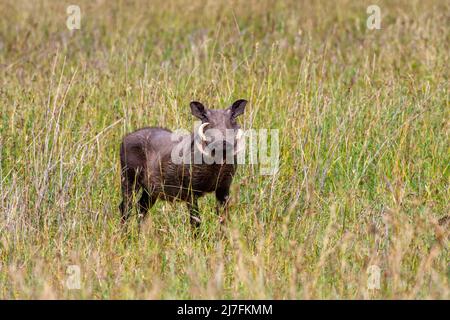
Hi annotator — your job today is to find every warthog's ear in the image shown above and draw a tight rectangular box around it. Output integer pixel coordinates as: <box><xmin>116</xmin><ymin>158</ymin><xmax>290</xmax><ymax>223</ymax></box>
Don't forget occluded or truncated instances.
<box><xmin>190</xmin><ymin>101</ymin><xmax>208</xmax><ymax>121</ymax></box>
<box><xmin>229</xmin><ymin>99</ymin><xmax>247</xmax><ymax>118</ymax></box>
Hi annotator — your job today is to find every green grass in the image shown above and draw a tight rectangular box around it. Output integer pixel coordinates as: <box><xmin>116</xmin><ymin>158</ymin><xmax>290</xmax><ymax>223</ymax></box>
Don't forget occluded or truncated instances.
<box><xmin>0</xmin><ymin>0</ymin><xmax>448</xmax><ymax>299</ymax></box>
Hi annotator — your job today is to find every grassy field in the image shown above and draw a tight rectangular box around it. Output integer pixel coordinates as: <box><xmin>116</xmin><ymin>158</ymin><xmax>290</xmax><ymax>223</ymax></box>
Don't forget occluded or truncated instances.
<box><xmin>0</xmin><ymin>0</ymin><xmax>448</xmax><ymax>299</ymax></box>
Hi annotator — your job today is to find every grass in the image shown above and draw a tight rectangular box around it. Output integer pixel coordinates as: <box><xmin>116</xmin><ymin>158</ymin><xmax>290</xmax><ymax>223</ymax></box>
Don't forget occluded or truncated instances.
<box><xmin>0</xmin><ymin>0</ymin><xmax>449</xmax><ymax>299</ymax></box>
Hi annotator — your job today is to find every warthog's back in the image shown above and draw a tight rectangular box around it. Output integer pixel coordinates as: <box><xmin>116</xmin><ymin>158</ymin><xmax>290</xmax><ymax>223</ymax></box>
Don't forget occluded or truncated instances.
<box><xmin>120</xmin><ymin>127</ymin><xmax>174</xmax><ymax>173</ymax></box>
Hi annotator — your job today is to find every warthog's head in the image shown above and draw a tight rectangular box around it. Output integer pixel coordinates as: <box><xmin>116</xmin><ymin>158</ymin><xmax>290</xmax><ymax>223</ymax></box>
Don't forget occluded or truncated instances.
<box><xmin>190</xmin><ymin>99</ymin><xmax>247</xmax><ymax>160</ymax></box>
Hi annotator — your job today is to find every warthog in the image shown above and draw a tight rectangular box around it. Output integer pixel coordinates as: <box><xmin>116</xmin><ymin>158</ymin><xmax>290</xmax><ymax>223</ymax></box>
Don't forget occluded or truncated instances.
<box><xmin>119</xmin><ymin>99</ymin><xmax>247</xmax><ymax>228</ymax></box>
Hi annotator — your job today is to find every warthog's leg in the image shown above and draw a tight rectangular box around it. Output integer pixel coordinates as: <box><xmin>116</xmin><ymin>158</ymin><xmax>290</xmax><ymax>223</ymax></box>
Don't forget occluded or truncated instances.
<box><xmin>215</xmin><ymin>187</ymin><xmax>230</xmax><ymax>224</ymax></box>
<box><xmin>119</xmin><ymin>168</ymin><xmax>140</xmax><ymax>224</ymax></box>
<box><xmin>137</xmin><ymin>189</ymin><xmax>156</xmax><ymax>223</ymax></box>
<box><xmin>187</xmin><ymin>196</ymin><xmax>201</xmax><ymax>229</ymax></box>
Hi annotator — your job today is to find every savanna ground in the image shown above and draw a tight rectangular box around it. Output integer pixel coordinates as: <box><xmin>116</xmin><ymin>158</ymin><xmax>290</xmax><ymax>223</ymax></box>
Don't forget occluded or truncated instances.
<box><xmin>0</xmin><ymin>0</ymin><xmax>449</xmax><ymax>299</ymax></box>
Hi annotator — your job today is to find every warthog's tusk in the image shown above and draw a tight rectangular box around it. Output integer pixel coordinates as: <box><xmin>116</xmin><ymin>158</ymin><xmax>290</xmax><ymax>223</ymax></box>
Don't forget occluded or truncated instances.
<box><xmin>198</xmin><ymin>122</ymin><xmax>210</xmax><ymax>142</ymax></box>
<box><xmin>234</xmin><ymin>130</ymin><xmax>245</xmax><ymax>155</ymax></box>
<box><xmin>234</xmin><ymin>140</ymin><xmax>245</xmax><ymax>155</ymax></box>
<box><xmin>236</xmin><ymin>128</ymin><xmax>244</xmax><ymax>141</ymax></box>
<box><xmin>195</xmin><ymin>140</ymin><xmax>210</xmax><ymax>157</ymax></box>
<box><xmin>234</xmin><ymin>144</ymin><xmax>245</xmax><ymax>155</ymax></box>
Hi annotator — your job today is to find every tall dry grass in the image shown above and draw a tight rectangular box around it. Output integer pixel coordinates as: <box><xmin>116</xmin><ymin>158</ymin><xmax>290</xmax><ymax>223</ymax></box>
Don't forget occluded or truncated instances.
<box><xmin>0</xmin><ymin>0</ymin><xmax>448</xmax><ymax>298</ymax></box>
